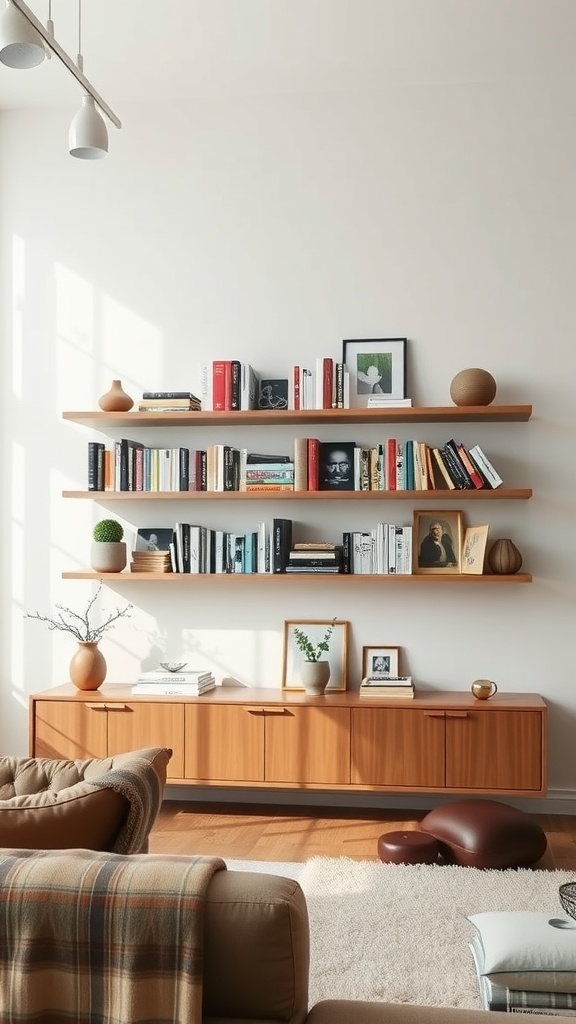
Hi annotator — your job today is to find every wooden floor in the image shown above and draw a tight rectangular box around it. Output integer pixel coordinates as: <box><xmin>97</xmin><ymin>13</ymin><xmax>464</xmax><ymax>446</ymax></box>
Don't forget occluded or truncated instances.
<box><xmin>149</xmin><ymin>800</ymin><xmax>576</xmax><ymax>869</ymax></box>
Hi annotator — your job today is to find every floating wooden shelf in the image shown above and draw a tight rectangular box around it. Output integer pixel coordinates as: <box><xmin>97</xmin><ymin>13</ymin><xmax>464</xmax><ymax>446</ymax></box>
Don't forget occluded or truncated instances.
<box><xmin>61</xmin><ymin>570</ymin><xmax>533</xmax><ymax>583</ymax></box>
<box><xmin>63</xmin><ymin>404</ymin><xmax>532</xmax><ymax>428</ymax></box>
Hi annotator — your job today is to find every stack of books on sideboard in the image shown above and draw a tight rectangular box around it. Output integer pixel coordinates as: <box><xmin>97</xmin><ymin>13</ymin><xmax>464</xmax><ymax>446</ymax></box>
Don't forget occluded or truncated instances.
<box><xmin>131</xmin><ymin>669</ymin><xmax>216</xmax><ymax>696</ymax></box>
<box><xmin>359</xmin><ymin>676</ymin><xmax>415</xmax><ymax>700</ymax></box>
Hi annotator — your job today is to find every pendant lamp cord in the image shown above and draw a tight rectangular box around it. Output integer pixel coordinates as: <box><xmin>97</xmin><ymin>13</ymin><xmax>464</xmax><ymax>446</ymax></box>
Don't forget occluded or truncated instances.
<box><xmin>76</xmin><ymin>0</ymin><xmax>83</xmax><ymax>73</ymax></box>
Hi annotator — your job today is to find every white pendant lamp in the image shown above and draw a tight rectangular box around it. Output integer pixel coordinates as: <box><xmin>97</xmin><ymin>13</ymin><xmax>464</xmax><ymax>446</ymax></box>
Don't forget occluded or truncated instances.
<box><xmin>69</xmin><ymin>92</ymin><xmax>108</xmax><ymax>159</ymax></box>
<box><xmin>0</xmin><ymin>0</ymin><xmax>45</xmax><ymax>68</ymax></box>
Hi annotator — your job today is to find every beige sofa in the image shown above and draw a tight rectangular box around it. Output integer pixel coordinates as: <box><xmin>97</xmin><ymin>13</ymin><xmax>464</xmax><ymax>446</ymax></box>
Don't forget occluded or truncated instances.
<box><xmin>209</xmin><ymin>869</ymin><xmax>572</xmax><ymax>1024</ymax></box>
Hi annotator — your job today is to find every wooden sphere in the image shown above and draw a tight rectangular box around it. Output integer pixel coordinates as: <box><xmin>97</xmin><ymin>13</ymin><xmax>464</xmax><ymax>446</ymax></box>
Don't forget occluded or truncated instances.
<box><xmin>450</xmin><ymin>368</ymin><xmax>497</xmax><ymax>407</ymax></box>
<box><xmin>487</xmin><ymin>538</ymin><xmax>523</xmax><ymax>575</ymax></box>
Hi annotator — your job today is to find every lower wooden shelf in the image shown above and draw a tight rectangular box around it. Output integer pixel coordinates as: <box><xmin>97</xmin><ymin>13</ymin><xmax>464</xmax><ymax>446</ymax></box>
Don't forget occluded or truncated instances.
<box><xmin>61</xmin><ymin>570</ymin><xmax>533</xmax><ymax>583</ymax></box>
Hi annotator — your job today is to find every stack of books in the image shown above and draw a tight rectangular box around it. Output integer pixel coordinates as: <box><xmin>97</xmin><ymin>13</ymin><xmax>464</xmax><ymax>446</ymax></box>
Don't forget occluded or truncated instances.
<box><xmin>241</xmin><ymin>453</ymin><xmax>294</xmax><ymax>491</ymax></box>
<box><xmin>359</xmin><ymin>675</ymin><xmax>414</xmax><ymax>699</ymax></box>
<box><xmin>131</xmin><ymin>668</ymin><xmax>216</xmax><ymax>696</ymax></box>
<box><xmin>285</xmin><ymin>542</ymin><xmax>343</xmax><ymax>574</ymax></box>
<box><xmin>130</xmin><ymin>550</ymin><xmax>172</xmax><ymax>573</ymax></box>
<box><xmin>138</xmin><ymin>391</ymin><xmax>201</xmax><ymax>412</ymax></box>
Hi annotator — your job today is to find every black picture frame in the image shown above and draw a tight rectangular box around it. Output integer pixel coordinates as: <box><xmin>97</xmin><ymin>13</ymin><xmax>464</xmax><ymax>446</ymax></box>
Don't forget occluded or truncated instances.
<box><xmin>342</xmin><ymin>338</ymin><xmax>407</xmax><ymax>407</ymax></box>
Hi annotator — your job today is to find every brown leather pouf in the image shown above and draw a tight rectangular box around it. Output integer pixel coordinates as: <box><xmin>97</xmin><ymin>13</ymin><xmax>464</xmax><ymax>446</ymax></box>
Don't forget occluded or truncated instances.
<box><xmin>420</xmin><ymin>798</ymin><xmax>548</xmax><ymax>869</ymax></box>
<box><xmin>377</xmin><ymin>830</ymin><xmax>441</xmax><ymax>865</ymax></box>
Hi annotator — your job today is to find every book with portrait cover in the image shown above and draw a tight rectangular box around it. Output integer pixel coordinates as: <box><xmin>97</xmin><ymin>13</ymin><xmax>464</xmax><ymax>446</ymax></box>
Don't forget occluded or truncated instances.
<box><xmin>318</xmin><ymin>441</ymin><xmax>355</xmax><ymax>491</ymax></box>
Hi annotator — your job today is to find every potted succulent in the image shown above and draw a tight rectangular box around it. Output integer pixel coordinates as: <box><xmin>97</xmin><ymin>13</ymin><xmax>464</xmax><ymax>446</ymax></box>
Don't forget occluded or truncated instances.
<box><xmin>25</xmin><ymin>583</ymin><xmax>132</xmax><ymax>690</ymax></box>
<box><xmin>91</xmin><ymin>518</ymin><xmax>127</xmax><ymax>573</ymax></box>
<box><xmin>293</xmin><ymin>618</ymin><xmax>336</xmax><ymax>695</ymax></box>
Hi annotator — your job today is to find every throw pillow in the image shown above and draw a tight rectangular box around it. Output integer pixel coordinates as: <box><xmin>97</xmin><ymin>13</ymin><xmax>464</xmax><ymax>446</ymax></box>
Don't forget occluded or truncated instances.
<box><xmin>468</xmin><ymin>911</ymin><xmax>576</xmax><ymax>993</ymax></box>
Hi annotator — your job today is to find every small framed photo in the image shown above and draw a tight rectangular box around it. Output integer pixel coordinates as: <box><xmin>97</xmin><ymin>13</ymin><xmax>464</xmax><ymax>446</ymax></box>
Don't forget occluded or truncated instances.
<box><xmin>342</xmin><ymin>338</ymin><xmax>407</xmax><ymax>408</ymax></box>
<box><xmin>282</xmin><ymin>619</ymin><xmax>349</xmax><ymax>691</ymax></box>
<box><xmin>362</xmin><ymin>645</ymin><xmax>400</xmax><ymax>679</ymax></box>
<box><xmin>135</xmin><ymin>527</ymin><xmax>173</xmax><ymax>551</ymax></box>
<box><xmin>412</xmin><ymin>510</ymin><xmax>463</xmax><ymax>574</ymax></box>
<box><xmin>462</xmin><ymin>525</ymin><xmax>490</xmax><ymax>575</ymax></box>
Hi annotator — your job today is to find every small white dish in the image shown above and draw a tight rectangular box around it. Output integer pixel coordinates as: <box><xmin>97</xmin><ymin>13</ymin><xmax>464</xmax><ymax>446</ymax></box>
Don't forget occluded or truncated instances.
<box><xmin>159</xmin><ymin>661</ymin><xmax>187</xmax><ymax>673</ymax></box>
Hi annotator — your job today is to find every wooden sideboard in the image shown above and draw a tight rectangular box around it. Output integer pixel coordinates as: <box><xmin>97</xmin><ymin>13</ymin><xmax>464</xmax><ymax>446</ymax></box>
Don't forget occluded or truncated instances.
<box><xmin>29</xmin><ymin>686</ymin><xmax>547</xmax><ymax>797</ymax></box>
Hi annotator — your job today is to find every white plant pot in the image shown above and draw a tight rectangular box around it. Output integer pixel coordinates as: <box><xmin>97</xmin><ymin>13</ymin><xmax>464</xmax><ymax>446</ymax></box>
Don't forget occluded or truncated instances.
<box><xmin>300</xmin><ymin>660</ymin><xmax>331</xmax><ymax>695</ymax></box>
<box><xmin>90</xmin><ymin>541</ymin><xmax>127</xmax><ymax>573</ymax></box>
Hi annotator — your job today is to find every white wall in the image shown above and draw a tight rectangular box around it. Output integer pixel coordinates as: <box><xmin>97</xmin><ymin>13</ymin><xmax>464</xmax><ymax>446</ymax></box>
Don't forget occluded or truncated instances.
<box><xmin>1</xmin><ymin>73</ymin><xmax>575</xmax><ymax>809</ymax></box>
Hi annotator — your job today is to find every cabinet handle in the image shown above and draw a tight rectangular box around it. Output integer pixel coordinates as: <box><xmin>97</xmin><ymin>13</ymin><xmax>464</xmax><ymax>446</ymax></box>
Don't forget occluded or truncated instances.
<box><xmin>104</xmin><ymin>704</ymin><xmax>129</xmax><ymax>711</ymax></box>
<box><xmin>424</xmin><ymin>711</ymin><xmax>445</xmax><ymax>718</ymax></box>
<box><xmin>86</xmin><ymin>704</ymin><xmax>107</xmax><ymax>711</ymax></box>
<box><xmin>446</xmin><ymin>711</ymin><xmax>469</xmax><ymax>718</ymax></box>
<box><xmin>245</xmin><ymin>708</ymin><xmax>291</xmax><ymax>717</ymax></box>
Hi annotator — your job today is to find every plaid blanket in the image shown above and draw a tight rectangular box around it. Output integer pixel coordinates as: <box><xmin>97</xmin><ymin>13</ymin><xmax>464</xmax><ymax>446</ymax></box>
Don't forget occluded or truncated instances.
<box><xmin>0</xmin><ymin>848</ymin><xmax>226</xmax><ymax>1024</ymax></box>
<box><xmin>85</xmin><ymin>748</ymin><xmax>171</xmax><ymax>854</ymax></box>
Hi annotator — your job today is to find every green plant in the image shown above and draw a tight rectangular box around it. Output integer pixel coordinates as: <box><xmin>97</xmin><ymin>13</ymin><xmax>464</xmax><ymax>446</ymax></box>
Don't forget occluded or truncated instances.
<box><xmin>292</xmin><ymin>618</ymin><xmax>337</xmax><ymax>662</ymax></box>
<box><xmin>25</xmin><ymin>583</ymin><xmax>132</xmax><ymax>642</ymax></box>
<box><xmin>93</xmin><ymin>519</ymin><xmax>124</xmax><ymax>543</ymax></box>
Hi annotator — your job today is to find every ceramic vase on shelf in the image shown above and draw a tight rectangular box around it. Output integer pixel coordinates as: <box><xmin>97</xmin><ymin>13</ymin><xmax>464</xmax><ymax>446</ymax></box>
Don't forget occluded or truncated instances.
<box><xmin>69</xmin><ymin>642</ymin><xmax>107</xmax><ymax>691</ymax></box>
<box><xmin>98</xmin><ymin>379</ymin><xmax>134</xmax><ymax>412</ymax></box>
<box><xmin>301</xmin><ymin>660</ymin><xmax>330</xmax><ymax>696</ymax></box>
<box><xmin>487</xmin><ymin>538</ymin><xmax>523</xmax><ymax>575</ymax></box>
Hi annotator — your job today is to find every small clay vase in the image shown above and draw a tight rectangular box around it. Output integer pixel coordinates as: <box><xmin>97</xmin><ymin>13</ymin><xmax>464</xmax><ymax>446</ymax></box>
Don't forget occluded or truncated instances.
<box><xmin>98</xmin><ymin>379</ymin><xmax>134</xmax><ymax>412</ymax></box>
<box><xmin>69</xmin><ymin>641</ymin><xmax>107</xmax><ymax>691</ymax></box>
<box><xmin>301</xmin><ymin>660</ymin><xmax>330</xmax><ymax>696</ymax></box>
<box><xmin>487</xmin><ymin>538</ymin><xmax>523</xmax><ymax>575</ymax></box>
<box><xmin>450</xmin><ymin>368</ymin><xmax>497</xmax><ymax>407</ymax></box>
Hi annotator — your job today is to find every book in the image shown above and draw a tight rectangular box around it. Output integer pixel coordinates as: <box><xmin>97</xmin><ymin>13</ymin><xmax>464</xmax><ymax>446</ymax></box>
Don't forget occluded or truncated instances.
<box><xmin>131</xmin><ymin>680</ymin><xmax>216</xmax><ymax>696</ymax></box>
<box><xmin>240</xmin><ymin>363</ymin><xmax>259</xmax><ymax>411</ymax></box>
<box><xmin>142</xmin><ymin>391</ymin><xmax>200</xmax><ymax>400</ymax></box>
<box><xmin>135</xmin><ymin>669</ymin><xmax>213</xmax><ymax>682</ymax></box>
<box><xmin>293</xmin><ymin>437</ymin><xmax>308</xmax><ymax>491</ymax></box>
<box><xmin>272</xmin><ymin>517</ymin><xmax>293</xmax><ymax>573</ymax></box>
<box><xmin>366</xmin><ymin>397</ymin><xmax>413</xmax><ymax>407</ymax></box>
<box><xmin>469</xmin><ymin>444</ymin><xmax>504</xmax><ymax>488</ymax></box>
<box><xmin>359</xmin><ymin>686</ymin><xmax>415</xmax><ymax>698</ymax></box>
<box><xmin>258</xmin><ymin>378</ymin><xmax>289</xmax><ymax>410</ymax></box>
<box><xmin>361</xmin><ymin>675</ymin><xmax>413</xmax><ymax>686</ymax></box>
<box><xmin>212</xmin><ymin>360</ymin><xmax>231</xmax><ymax>411</ymax></box>
<box><xmin>318</xmin><ymin>441</ymin><xmax>355</xmax><ymax>491</ymax></box>
<box><xmin>230</xmin><ymin>359</ymin><xmax>242</xmax><ymax>411</ymax></box>
<box><xmin>307</xmin><ymin>438</ymin><xmax>320</xmax><ymax>490</ymax></box>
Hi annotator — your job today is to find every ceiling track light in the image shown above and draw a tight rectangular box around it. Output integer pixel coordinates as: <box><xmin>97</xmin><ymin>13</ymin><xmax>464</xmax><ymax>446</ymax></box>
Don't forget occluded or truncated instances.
<box><xmin>1</xmin><ymin>0</ymin><xmax>121</xmax><ymax>157</ymax></box>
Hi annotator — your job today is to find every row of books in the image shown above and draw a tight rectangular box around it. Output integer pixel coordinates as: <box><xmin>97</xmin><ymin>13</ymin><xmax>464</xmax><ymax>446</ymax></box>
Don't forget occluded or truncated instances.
<box><xmin>200</xmin><ymin>358</ymin><xmax>412</xmax><ymax>412</ymax></box>
<box><xmin>87</xmin><ymin>437</ymin><xmax>502</xmax><ymax>493</ymax></box>
<box><xmin>156</xmin><ymin>519</ymin><xmax>413</xmax><ymax>575</ymax></box>
<box><xmin>131</xmin><ymin>668</ymin><xmax>215</xmax><ymax>696</ymax></box>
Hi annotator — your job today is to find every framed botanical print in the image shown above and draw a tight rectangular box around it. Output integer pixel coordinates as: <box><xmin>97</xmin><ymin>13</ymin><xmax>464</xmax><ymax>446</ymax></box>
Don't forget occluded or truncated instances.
<box><xmin>342</xmin><ymin>338</ymin><xmax>407</xmax><ymax>408</ymax></box>
<box><xmin>282</xmin><ymin>619</ymin><xmax>349</xmax><ymax>691</ymax></box>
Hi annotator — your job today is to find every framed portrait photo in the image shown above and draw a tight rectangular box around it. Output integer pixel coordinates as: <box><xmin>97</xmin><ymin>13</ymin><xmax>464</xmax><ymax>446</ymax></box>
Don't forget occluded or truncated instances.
<box><xmin>135</xmin><ymin>527</ymin><xmax>174</xmax><ymax>552</ymax></box>
<box><xmin>462</xmin><ymin>524</ymin><xmax>490</xmax><ymax>575</ymax></box>
<box><xmin>362</xmin><ymin>645</ymin><xmax>400</xmax><ymax>679</ymax></box>
<box><xmin>282</xmin><ymin>619</ymin><xmax>349</xmax><ymax>691</ymax></box>
<box><xmin>342</xmin><ymin>338</ymin><xmax>407</xmax><ymax>408</ymax></box>
<box><xmin>412</xmin><ymin>510</ymin><xmax>463</xmax><ymax>575</ymax></box>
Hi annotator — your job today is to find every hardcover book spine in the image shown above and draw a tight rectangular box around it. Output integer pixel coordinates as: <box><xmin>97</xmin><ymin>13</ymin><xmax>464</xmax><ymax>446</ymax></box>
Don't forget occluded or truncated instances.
<box><xmin>142</xmin><ymin>391</ymin><xmax>196</xmax><ymax>399</ymax></box>
<box><xmin>293</xmin><ymin>437</ymin><xmax>308</xmax><ymax>491</ymax></box>
<box><xmin>230</xmin><ymin>360</ymin><xmax>241</xmax><ymax>411</ymax></box>
<box><xmin>455</xmin><ymin>441</ymin><xmax>485</xmax><ymax>489</ymax></box>
<box><xmin>443</xmin><ymin>439</ymin><xmax>474</xmax><ymax>488</ymax></box>
<box><xmin>87</xmin><ymin>442</ymin><xmax>103</xmax><ymax>491</ymax></box>
<box><xmin>212</xmin><ymin>360</ymin><xmax>229</xmax><ymax>411</ymax></box>
<box><xmin>469</xmin><ymin>444</ymin><xmax>503</xmax><ymax>488</ymax></box>
<box><xmin>201</xmin><ymin>363</ymin><xmax>213</xmax><ymax>411</ymax></box>
<box><xmin>307</xmin><ymin>438</ymin><xmax>319</xmax><ymax>490</ymax></box>
<box><xmin>272</xmin><ymin>518</ymin><xmax>293</xmax><ymax>573</ymax></box>
<box><xmin>323</xmin><ymin>357</ymin><xmax>333</xmax><ymax>410</ymax></box>
<box><xmin>292</xmin><ymin>366</ymin><xmax>300</xmax><ymax>411</ymax></box>
<box><xmin>385</xmin><ymin>438</ymin><xmax>397</xmax><ymax>491</ymax></box>
<box><xmin>179</xmin><ymin>447</ymin><xmax>189</xmax><ymax>491</ymax></box>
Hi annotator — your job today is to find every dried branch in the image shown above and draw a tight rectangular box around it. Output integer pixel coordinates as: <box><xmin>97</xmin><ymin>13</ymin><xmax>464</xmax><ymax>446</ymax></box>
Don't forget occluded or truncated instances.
<box><xmin>25</xmin><ymin>583</ymin><xmax>132</xmax><ymax>643</ymax></box>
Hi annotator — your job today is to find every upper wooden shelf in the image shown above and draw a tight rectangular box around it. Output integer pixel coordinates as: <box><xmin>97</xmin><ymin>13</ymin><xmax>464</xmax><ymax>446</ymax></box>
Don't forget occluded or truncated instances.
<box><xmin>63</xmin><ymin>488</ymin><xmax>532</xmax><ymax>501</ymax></box>
<box><xmin>62</xmin><ymin>570</ymin><xmax>533</xmax><ymax>583</ymax></box>
<box><xmin>62</xmin><ymin>405</ymin><xmax>532</xmax><ymax>428</ymax></box>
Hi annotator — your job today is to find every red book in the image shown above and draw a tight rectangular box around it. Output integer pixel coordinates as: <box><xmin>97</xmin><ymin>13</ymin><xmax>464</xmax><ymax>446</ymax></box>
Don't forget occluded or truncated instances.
<box><xmin>455</xmin><ymin>440</ymin><xmax>485</xmax><ymax>489</ymax></box>
<box><xmin>293</xmin><ymin>366</ymin><xmax>301</xmax><ymax>411</ymax></box>
<box><xmin>323</xmin><ymin>358</ymin><xmax>333</xmax><ymax>410</ymax></box>
<box><xmin>212</xmin><ymin>360</ymin><xmax>231</xmax><ymax>411</ymax></box>
<box><xmin>307</xmin><ymin>438</ymin><xmax>320</xmax><ymax>490</ymax></box>
<box><xmin>385</xmin><ymin>438</ymin><xmax>397</xmax><ymax>491</ymax></box>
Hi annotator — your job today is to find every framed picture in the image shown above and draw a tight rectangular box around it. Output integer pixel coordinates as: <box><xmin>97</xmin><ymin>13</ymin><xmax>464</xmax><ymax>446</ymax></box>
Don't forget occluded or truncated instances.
<box><xmin>362</xmin><ymin>645</ymin><xmax>400</xmax><ymax>679</ymax></box>
<box><xmin>318</xmin><ymin>440</ymin><xmax>355</xmax><ymax>491</ymax></box>
<box><xmin>282</xmin><ymin>619</ymin><xmax>349</xmax><ymax>691</ymax></box>
<box><xmin>342</xmin><ymin>338</ymin><xmax>407</xmax><ymax>408</ymax></box>
<box><xmin>462</xmin><ymin>525</ymin><xmax>490</xmax><ymax>575</ymax></box>
<box><xmin>258</xmin><ymin>378</ymin><xmax>289</xmax><ymax>410</ymax></box>
<box><xmin>412</xmin><ymin>510</ymin><xmax>463</xmax><ymax>575</ymax></box>
<box><xmin>135</xmin><ymin>527</ymin><xmax>174</xmax><ymax>551</ymax></box>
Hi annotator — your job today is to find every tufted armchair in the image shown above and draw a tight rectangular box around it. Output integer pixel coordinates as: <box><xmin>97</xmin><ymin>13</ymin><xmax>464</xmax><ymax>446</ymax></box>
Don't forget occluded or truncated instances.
<box><xmin>0</xmin><ymin>746</ymin><xmax>171</xmax><ymax>853</ymax></box>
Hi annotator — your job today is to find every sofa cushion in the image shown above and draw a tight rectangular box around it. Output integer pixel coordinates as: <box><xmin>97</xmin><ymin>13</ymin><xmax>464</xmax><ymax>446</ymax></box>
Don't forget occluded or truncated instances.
<box><xmin>420</xmin><ymin>798</ymin><xmax>547</xmax><ymax>869</ymax></box>
<box><xmin>468</xmin><ymin>911</ymin><xmax>576</xmax><ymax>993</ymax></box>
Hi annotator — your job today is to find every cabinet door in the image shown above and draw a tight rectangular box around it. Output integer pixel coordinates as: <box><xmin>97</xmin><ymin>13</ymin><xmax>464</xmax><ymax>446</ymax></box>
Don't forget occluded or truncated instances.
<box><xmin>445</xmin><ymin>709</ymin><xmax>543</xmax><ymax>792</ymax></box>
<box><xmin>106</xmin><ymin>702</ymin><xmax>185</xmax><ymax>779</ymax></box>
<box><xmin>32</xmin><ymin>700</ymin><xmax>108</xmax><ymax>759</ymax></box>
<box><xmin>185</xmin><ymin>705</ymin><xmax>265</xmax><ymax>782</ymax></box>
<box><xmin>265</xmin><ymin>708</ymin><xmax>350</xmax><ymax>785</ymax></box>
<box><xmin>351</xmin><ymin>708</ymin><xmax>445</xmax><ymax>788</ymax></box>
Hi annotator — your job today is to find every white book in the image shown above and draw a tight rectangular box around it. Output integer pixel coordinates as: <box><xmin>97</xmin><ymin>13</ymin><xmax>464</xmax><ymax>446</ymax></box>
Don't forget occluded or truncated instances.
<box><xmin>469</xmin><ymin>444</ymin><xmax>503</xmax><ymax>488</ymax></box>
<box><xmin>361</xmin><ymin>675</ymin><xmax>413</xmax><ymax>686</ymax></box>
<box><xmin>302</xmin><ymin>368</ymin><xmax>314</xmax><ymax>409</ymax></box>
<box><xmin>136</xmin><ymin>670</ymin><xmax>213</xmax><ymax>683</ymax></box>
<box><xmin>214</xmin><ymin>530</ymin><xmax>226</xmax><ymax>573</ymax></box>
<box><xmin>132</xmin><ymin>681</ymin><xmax>216</xmax><ymax>696</ymax></box>
<box><xmin>201</xmin><ymin>362</ymin><xmax>213</xmax><ymax>410</ymax></box>
<box><xmin>387</xmin><ymin>523</ymin><xmax>397</xmax><ymax>573</ymax></box>
<box><xmin>367</xmin><ymin>397</ymin><xmax>413</xmax><ymax>407</ymax></box>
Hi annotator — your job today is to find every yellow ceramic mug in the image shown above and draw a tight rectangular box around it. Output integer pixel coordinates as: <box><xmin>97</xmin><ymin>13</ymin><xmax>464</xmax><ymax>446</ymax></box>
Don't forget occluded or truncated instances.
<box><xmin>471</xmin><ymin>679</ymin><xmax>498</xmax><ymax>700</ymax></box>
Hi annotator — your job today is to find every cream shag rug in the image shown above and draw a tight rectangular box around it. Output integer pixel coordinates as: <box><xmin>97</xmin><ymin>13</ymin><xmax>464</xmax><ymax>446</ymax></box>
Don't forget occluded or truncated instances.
<box><xmin>226</xmin><ymin>857</ymin><xmax>576</xmax><ymax>1009</ymax></box>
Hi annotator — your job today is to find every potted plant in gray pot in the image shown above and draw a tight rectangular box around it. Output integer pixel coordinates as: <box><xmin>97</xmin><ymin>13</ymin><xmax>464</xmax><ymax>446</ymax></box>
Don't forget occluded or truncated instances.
<box><xmin>91</xmin><ymin>519</ymin><xmax>127</xmax><ymax>573</ymax></box>
<box><xmin>293</xmin><ymin>618</ymin><xmax>336</xmax><ymax>695</ymax></box>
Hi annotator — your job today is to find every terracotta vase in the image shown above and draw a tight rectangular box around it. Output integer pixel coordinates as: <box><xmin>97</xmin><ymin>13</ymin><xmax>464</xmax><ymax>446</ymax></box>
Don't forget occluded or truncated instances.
<box><xmin>69</xmin><ymin>642</ymin><xmax>107</xmax><ymax>691</ymax></box>
<box><xmin>487</xmin><ymin>538</ymin><xmax>523</xmax><ymax>575</ymax></box>
<box><xmin>98</xmin><ymin>379</ymin><xmax>134</xmax><ymax>412</ymax></box>
<box><xmin>301</xmin><ymin>660</ymin><xmax>330</xmax><ymax>696</ymax></box>
<box><xmin>449</xmin><ymin>368</ymin><xmax>497</xmax><ymax>407</ymax></box>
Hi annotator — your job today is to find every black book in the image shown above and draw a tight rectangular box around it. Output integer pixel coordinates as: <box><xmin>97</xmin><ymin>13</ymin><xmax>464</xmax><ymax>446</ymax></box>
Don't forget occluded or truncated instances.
<box><xmin>223</xmin><ymin>446</ymin><xmax>240</xmax><ymax>491</ymax></box>
<box><xmin>179</xmin><ymin>447</ymin><xmax>189</xmax><ymax>491</ymax></box>
<box><xmin>230</xmin><ymin>360</ymin><xmax>241</xmax><ymax>411</ymax></box>
<box><xmin>443</xmin><ymin>439</ymin><xmax>474</xmax><ymax>489</ymax></box>
<box><xmin>246</xmin><ymin>452</ymin><xmax>292</xmax><ymax>464</ymax></box>
<box><xmin>319</xmin><ymin>441</ymin><xmax>355</xmax><ymax>491</ymax></box>
<box><xmin>440</xmin><ymin>443</ymin><xmax>471</xmax><ymax>489</ymax></box>
<box><xmin>272</xmin><ymin>518</ymin><xmax>293</xmax><ymax>573</ymax></box>
<box><xmin>342</xmin><ymin>532</ymin><xmax>351</xmax><ymax>573</ymax></box>
<box><xmin>87</xmin><ymin>441</ymin><xmax>104</xmax><ymax>491</ymax></box>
